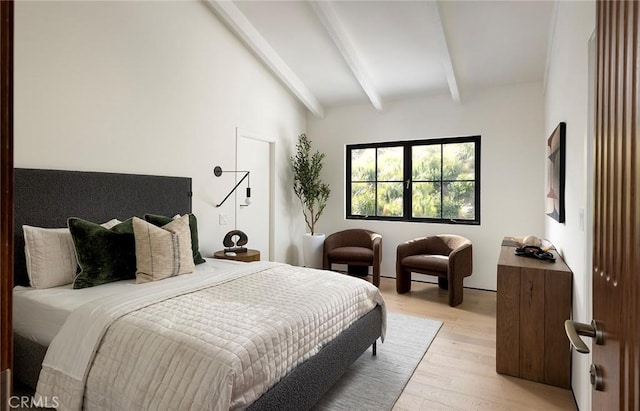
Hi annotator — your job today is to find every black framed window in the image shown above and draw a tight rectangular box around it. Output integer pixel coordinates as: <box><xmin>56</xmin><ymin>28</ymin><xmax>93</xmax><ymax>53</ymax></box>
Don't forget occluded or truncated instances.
<box><xmin>346</xmin><ymin>136</ymin><xmax>480</xmax><ymax>225</ymax></box>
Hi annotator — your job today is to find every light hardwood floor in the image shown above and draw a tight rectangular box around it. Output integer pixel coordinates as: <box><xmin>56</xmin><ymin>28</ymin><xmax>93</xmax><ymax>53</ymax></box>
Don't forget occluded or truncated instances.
<box><xmin>373</xmin><ymin>276</ymin><xmax>578</xmax><ymax>411</ymax></box>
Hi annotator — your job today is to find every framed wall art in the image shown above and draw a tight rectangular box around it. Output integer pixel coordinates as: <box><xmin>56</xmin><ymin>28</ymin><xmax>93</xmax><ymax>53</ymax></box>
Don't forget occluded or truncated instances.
<box><xmin>546</xmin><ymin>122</ymin><xmax>566</xmax><ymax>223</ymax></box>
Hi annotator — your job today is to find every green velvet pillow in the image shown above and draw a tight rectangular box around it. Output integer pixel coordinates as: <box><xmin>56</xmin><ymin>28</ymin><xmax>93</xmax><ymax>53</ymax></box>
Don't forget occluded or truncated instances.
<box><xmin>68</xmin><ymin>217</ymin><xmax>136</xmax><ymax>289</ymax></box>
<box><xmin>144</xmin><ymin>213</ymin><xmax>205</xmax><ymax>264</ymax></box>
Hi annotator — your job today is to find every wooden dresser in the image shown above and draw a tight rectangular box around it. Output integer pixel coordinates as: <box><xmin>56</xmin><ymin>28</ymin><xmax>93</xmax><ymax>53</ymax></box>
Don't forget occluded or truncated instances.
<box><xmin>496</xmin><ymin>237</ymin><xmax>572</xmax><ymax>388</ymax></box>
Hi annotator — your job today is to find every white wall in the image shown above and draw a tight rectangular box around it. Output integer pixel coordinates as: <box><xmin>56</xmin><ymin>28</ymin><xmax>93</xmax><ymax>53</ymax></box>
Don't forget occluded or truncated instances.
<box><xmin>13</xmin><ymin>1</ymin><xmax>307</xmax><ymax>263</ymax></box>
<box><xmin>544</xmin><ymin>1</ymin><xmax>595</xmax><ymax>410</ymax></box>
<box><xmin>307</xmin><ymin>82</ymin><xmax>545</xmax><ymax>291</ymax></box>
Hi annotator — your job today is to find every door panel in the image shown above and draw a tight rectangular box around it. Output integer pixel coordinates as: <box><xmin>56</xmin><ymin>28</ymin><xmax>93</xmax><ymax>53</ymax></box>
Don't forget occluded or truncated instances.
<box><xmin>236</xmin><ymin>131</ymin><xmax>273</xmax><ymax>260</ymax></box>
<box><xmin>593</xmin><ymin>1</ymin><xmax>639</xmax><ymax>409</ymax></box>
<box><xmin>1</xmin><ymin>0</ymin><xmax>13</xmax><ymax>402</ymax></box>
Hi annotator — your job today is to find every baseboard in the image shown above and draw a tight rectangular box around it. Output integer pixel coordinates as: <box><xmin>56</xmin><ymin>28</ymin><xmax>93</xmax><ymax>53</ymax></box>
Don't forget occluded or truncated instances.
<box><xmin>378</xmin><ymin>274</ymin><xmax>496</xmax><ymax>293</ymax></box>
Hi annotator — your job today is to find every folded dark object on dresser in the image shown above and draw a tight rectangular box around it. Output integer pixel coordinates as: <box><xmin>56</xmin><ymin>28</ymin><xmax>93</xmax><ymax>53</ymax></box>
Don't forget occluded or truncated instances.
<box><xmin>514</xmin><ymin>246</ymin><xmax>556</xmax><ymax>262</ymax></box>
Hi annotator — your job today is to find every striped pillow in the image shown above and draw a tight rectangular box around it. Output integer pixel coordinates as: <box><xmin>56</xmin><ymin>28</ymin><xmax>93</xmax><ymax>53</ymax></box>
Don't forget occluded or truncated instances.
<box><xmin>132</xmin><ymin>215</ymin><xmax>195</xmax><ymax>284</ymax></box>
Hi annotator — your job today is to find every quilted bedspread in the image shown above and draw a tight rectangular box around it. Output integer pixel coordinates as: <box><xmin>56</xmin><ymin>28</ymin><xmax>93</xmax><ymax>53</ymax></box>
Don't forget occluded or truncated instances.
<box><xmin>35</xmin><ymin>260</ymin><xmax>386</xmax><ymax>411</ymax></box>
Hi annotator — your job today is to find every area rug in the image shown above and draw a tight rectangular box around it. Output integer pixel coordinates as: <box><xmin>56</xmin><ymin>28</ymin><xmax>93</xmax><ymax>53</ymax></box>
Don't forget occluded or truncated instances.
<box><xmin>313</xmin><ymin>312</ymin><xmax>443</xmax><ymax>411</ymax></box>
<box><xmin>15</xmin><ymin>312</ymin><xmax>441</xmax><ymax>411</ymax></box>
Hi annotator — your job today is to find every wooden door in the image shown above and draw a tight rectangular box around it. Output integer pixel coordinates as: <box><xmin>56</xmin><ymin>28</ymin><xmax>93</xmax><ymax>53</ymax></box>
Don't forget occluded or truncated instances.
<box><xmin>593</xmin><ymin>0</ymin><xmax>639</xmax><ymax>409</ymax></box>
<box><xmin>0</xmin><ymin>0</ymin><xmax>12</xmax><ymax>406</ymax></box>
<box><xmin>236</xmin><ymin>129</ymin><xmax>274</xmax><ymax>260</ymax></box>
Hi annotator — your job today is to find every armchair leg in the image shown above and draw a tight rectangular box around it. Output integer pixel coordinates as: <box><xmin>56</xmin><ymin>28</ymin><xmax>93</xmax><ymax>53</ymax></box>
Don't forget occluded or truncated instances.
<box><xmin>438</xmin><ymin>276</ymin><xmax>448</xmax><ymax>290</ymax></box>
<box><xmin>396</xmin><ymin>268</ymin><xmax>412</xmax><ymax>293</ymax></box>
<box><xmin>372</xmin><ymin>264</ymin><xmax>380</xmax><ymax>287</ymax></box>
<box><xmin>448</xmin><ymin>273</ymin><xmax>464</xmax><ymax>307</ymax></box>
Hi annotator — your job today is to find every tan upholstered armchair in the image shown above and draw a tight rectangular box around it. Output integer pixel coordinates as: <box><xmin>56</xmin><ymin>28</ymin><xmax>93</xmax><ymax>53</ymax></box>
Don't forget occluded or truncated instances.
<box><xmin>323</xmin><ymin>229</ymin><xmax>382</xmax><ymax>287</ymax></box>
<box><xmin>396</xmin><ymin>234</ymin><xmax>472</xmax><ymax>307</ymax></box>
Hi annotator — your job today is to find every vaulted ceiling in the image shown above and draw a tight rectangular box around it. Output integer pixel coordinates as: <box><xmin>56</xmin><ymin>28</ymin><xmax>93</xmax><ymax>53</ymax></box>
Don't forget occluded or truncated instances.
<box><xmin>205</xmin><ymin>1</ymin><xmax>555</xmax><ymax>117</ymax></box>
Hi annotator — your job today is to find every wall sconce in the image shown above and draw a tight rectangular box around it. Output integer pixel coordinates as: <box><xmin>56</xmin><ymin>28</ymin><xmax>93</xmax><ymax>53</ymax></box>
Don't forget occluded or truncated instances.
<box><xmin>214</xmin><ymin>166</ymin><xmax>251</xmax><ymax>207</ymax></box>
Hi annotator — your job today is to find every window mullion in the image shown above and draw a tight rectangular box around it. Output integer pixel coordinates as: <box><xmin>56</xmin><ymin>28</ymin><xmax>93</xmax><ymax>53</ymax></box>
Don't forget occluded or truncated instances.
<box><xmin>374</xmin><ymin>148</ymin><xmax>378</xmax><ymax>217</ymax></box>
<box><xmin>404</xmin><ymin>143</ymin><xmax>412</xmax><ymax>220</ymax></box>
<box><xmin>440</xmin><ymin>144</ymin><xmax>444</xmax><ymax>219</ymax></box>
<box><xmin>346</xmin><ymin>147</ymin><xmax>352</xmax><ymax>216</ymax></box>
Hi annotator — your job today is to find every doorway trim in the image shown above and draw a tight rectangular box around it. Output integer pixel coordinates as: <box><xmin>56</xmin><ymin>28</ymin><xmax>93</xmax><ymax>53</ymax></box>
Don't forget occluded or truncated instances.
<box><xmin>235</xmin><ymin>127</ymin><xmax>275</xmax><ymax>261</ymax></box>
<box><xmin>1</xmin><ymin>0</ymin><xmax>14</xmax><ymax>391</ymax></box>
<box><xmin>581</xmin><ymin>29</ymin><xmax>596</xmax><ymax>411</ymax></box>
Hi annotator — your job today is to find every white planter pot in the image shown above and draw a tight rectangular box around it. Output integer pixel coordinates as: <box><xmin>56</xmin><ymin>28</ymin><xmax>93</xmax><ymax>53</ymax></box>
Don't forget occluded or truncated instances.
<box><xmin>302</xmin><ymin>233</ymin><xmax>325</xmax><ymax>269</ymax></box>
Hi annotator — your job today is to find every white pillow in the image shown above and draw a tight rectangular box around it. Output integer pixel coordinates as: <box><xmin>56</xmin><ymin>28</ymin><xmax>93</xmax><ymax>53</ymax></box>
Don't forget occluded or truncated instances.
<box><xmin>23</xmin><ymin>226</ymin><xmax>78</xmax><ymax>289</ymax></box>
<box><xmin>23</xmin><ymin>219</ymin><xmax>123</xmax><ymax>289</ymax></box>
<box><xmin>133</xmin><ymin>215</ymin><xmax>195</xmax><ymax>284</ymax></box>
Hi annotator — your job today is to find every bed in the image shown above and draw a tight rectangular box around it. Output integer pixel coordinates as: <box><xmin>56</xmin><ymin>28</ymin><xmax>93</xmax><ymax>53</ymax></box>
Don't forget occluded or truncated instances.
<box><xmin>12</xmin><ymin>168</ymin><xmax>385</xmax><ymax>410</ymax></box>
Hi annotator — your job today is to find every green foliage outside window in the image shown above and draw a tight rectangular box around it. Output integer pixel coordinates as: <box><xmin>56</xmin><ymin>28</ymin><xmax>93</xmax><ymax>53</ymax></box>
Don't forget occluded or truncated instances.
<box><xmin>347</xmin><ymin>137</ymin><xmax>480</xmax><ymax>224</ymax></box>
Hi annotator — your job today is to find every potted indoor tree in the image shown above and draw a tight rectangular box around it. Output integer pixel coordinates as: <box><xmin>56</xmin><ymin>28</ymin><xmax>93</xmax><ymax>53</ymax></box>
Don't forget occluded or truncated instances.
<box><xmin>292</xmin><ymin>133</ymin><xmax>331</xmax><ymax>268</ymax></box>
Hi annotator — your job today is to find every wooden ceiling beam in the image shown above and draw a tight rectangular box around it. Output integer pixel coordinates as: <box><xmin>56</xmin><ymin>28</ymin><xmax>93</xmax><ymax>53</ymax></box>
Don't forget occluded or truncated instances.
<box><xmin>311</xmin><ymin>1</ymin><xmax>384</xmax><ymax>111</ymax></box>
<box><xmin>427</xmin><ymin>1</ymin><xmax>461</xmax><ymax>103</ymax></box>
<box><xmin>206</xmin><ymin>0</ymin><xmax>325</xmax><ymax>118</ymax></box>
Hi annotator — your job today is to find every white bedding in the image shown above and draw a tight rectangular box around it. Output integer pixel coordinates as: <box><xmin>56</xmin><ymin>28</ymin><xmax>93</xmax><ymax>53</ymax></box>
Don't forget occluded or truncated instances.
<box><xmin>35</xmin><ymin>259</ymin><xmax>386</xmax><ymax>411</ymax></box>
<box><xmin>13</xmin><ymin>279</ymin><xmax>137</xmax><ymax>346</ymax></box>
<box><xmin>13</xmin><ymin>259</ymin><xmax>246</xmax><ymax>345</ymax></box>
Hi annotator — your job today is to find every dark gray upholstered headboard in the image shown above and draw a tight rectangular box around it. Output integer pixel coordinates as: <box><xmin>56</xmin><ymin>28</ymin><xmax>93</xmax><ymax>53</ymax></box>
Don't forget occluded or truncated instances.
<box><xmin>14</xmin><ymin>168</ymin><xmax>192</xmax><ymax>287</ymax></box>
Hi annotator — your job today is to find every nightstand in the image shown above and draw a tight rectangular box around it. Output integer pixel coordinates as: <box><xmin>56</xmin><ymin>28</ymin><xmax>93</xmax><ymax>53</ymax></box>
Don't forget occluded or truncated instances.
<box><xmin>213</xmin><ymin>249</ymin><xmax>260</xmax><ymax>262</ymax></box>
